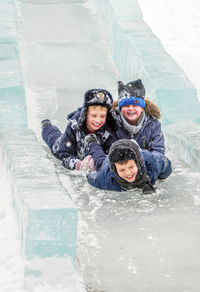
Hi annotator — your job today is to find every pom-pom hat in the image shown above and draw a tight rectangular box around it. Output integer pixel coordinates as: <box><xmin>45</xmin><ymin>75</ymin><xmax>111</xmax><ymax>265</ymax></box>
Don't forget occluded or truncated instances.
<box><xmin>118</xmin><ymin>79</ymin><xmax>146</xmax><ymax>110</ymax></box>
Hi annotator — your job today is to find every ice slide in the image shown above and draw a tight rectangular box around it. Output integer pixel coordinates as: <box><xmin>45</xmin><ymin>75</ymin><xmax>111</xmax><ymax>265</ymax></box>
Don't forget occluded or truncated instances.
<box><xmin>1</xmin><ymin>0</ymin><xmax>200</xmax><ymax>291</ymax></box>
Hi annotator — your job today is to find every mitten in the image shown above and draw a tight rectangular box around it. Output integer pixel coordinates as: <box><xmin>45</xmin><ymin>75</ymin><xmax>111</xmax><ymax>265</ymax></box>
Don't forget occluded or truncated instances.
<box><xmin>75</xmin><ymin>155</ymin><xmax>95</xmax><ymax>171</ymax></box>
<box><xmin>142</xmin><ymin>183</ymin><xmax>156</xmax><ymax>194</ymax></box>
<box><xmin>84</xmin><ymin>134</ymin><xmax>98</xmax><ymax>150</ymax></box>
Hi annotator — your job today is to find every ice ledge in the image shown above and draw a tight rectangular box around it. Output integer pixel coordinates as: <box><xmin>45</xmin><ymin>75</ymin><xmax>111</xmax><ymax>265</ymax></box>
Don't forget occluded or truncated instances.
<box><xmin>164</xmin><ymin>122</ymin><xmax>200</xmax><ymax>172</ymax></box>
<box><xmin>0</xmin><ymin>128</ymin><xmax>78</xmax><ymax>269</ymax></box>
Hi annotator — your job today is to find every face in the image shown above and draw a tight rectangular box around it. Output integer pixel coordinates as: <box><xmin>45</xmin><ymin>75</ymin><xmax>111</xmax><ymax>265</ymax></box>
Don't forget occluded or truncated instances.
<box><xmin>115</xmin><ymin>159</ymin><xmax>138</xmax><ymax>183</ymax></box>
<box><xmin>121</xmin><ymin>104</ymin><xmax>144</xmax><ymax>125</ymax></box>
<box><xmin>86</xmin><ymin>105</ymin><xmax>107</xmax><ymax>132</ymax></box>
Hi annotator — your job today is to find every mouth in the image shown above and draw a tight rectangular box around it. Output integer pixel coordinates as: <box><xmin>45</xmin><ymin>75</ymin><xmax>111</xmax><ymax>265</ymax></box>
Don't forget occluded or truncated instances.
<box><xmin>127</xmin><ymin>112</ymin><xmax>136</xmax><ymax>116</ymax></box>
<box><xmin>125</xmin><ymin>174</ymin><xmax>134</xmax><ymax>180</ymax></box>
<box><xmin>92</xmin><ymin>122</ymin><xmax>102</xmax><ymax>128</ymax></box>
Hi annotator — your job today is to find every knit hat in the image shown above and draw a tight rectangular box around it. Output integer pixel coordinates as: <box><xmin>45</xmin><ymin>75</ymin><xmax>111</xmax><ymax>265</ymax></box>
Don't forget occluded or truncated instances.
<box><xmin>118</xmin><ymin>79</ymin><xmax>146</xmax><ymax>110</ymax></box>
<box><xmin>83</xmin><ymin>89</ymin><xmax>113</xmax><ymax>110</ymax></box>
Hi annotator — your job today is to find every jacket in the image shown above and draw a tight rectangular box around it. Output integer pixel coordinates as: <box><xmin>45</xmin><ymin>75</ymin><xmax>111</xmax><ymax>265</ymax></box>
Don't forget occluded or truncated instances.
<box><xmin>87</xmin><ymin>142</ymin><xmax>172</xmax><ymax>192</ymax></box>
<box><xmin>113</xmin><ymin>99</ymin><xmax>165</xmax><ymax>155</ymax></box>
<box><xmin>44</xmin><ymin>107</ymin><xmax>118</xmax><ymax>170</ymax></box>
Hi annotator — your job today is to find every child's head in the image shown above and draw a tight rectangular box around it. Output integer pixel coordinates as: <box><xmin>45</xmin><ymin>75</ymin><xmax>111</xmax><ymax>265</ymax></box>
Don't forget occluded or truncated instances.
<box><xmin>109</xmin><ymin>139</ymin><xmax>143</xmax><ymax>183</ymax></box>
<box><xmin>114</xmin><ymin>159</ymin><xmax>138</xmax><ymax>182</ymax></box>
<box><xmin>86</xmin><ymin>105</ymin><xmax>107</xmax><ymax>132</ymax></box>
<box><xmin>118</xmin><ymin>79</ymin><xmax>146</xmax><ymax>125</ymax></box>
<box><xmin>78</xmin><ymin>88</ymin><xmax>118</xmax><ymax>133</ymax></box>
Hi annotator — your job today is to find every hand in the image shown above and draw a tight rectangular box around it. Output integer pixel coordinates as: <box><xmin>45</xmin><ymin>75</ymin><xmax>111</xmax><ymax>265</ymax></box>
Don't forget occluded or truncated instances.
<box><xmin>84</xmin><ymin>134</ymin><xmax>98</xmax><ymax>150</ymax></box>
<box><xmin>142</xmin><ymin>183</ymin><xmax>156</xmax><ymax>194</ymax></box>
<box><xmin>75</xmin><ymin>155</ymin><xmax>95</xmax><ymax>171</ymax></box>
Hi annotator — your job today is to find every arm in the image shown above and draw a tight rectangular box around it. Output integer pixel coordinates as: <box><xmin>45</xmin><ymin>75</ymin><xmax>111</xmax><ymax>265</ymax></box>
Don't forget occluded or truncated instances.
<box><xmin>140</xmin><ymin>149</ymin><xmax>172</xmax><ymax>185</ymax></box>
<box><xmin>149</xmin><ymin>120</ymin><xmax>165</xmax><ymax>155</ymax></box>
<box><xmin>52</xmin><ymin>123</ymin><xmax>79</xmax><ymax>170</ymax></box>
<box><xmin>88</xmin><ymin>142</ymin><xmax>107</xmax><ymax>170</ymax></box>
<box><xmin>87</xmin><ymin>157</ymin><xmax>121</xmax><ymax>191</ymax></box>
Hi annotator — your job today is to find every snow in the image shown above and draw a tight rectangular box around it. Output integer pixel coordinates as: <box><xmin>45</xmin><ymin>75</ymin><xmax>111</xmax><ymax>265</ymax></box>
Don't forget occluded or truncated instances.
<box><xmin>1</xmin><ymin>0</ymin><xmax>200</xmax><ymax>291</ymax></box>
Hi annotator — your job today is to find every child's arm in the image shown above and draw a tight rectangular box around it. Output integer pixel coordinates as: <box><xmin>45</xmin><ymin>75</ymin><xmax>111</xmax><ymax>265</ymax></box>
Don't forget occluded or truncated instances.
<box><xmin>84</xmin><ymin>134</ymin><xmax>107</xmax><ymax>170</ymax></box>
<box><xmin>88</xmin><ymin>143</ymin><xmax>107</xmax><ymax>171</ymax></box>
<box><xmin>87</xmin><ymin>157</ymin><xmax>121</xmax><ymax>191</ymax></box>
<box><xmin>52</xmin><ymin>124</ymin><xmax>80</xmax><ymax>170</ymax></box>
<box><xmin>149</xmin><ymin>120</ymin><xmax>165</xmax><ymax>154</ymax></box>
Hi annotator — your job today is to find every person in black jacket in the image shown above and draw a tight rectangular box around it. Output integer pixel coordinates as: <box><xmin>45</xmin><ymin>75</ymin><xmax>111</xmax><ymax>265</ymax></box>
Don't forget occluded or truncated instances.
<box><xmin>41</xmin><ymin>88</ymin><xmax>119</xmax><ymax>171</ymax></box>
<box><xmin>85</xmin><ymin>138</ymin><xmax>172</xmax><ymax>194</ymax></box>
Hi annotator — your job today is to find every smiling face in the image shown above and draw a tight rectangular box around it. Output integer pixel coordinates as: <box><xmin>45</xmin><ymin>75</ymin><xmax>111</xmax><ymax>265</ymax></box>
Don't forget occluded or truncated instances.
<box><xmin>121</xmin><ymin>104</ymin><xmax>144</xmax><ymax>125</ymax></box>
<box><xmin>115</xmin><ymin>159</ymin><xmax>138</xmax><ymax>183</ymax></box>
<box><xmin>86</xmin><ymin>105</ymin><xmax>108</xmax><ymax>132</ymax></box>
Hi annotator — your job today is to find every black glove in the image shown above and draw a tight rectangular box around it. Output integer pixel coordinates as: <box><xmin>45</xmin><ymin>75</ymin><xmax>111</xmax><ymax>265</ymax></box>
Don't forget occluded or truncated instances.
<box><xmin>142</xmin><ymin>183</ymin><xmax>156</xmax><ymax>194</ymax></box>
<box><xmin>84</xmin><ymin>134</ymin><xmax>98</xmax><ymax>150</ymax></box>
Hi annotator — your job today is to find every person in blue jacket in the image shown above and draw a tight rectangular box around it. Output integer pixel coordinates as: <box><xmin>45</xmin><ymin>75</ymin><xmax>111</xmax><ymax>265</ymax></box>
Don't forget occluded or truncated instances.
<box><xmin>85</xmin><ymin>137</ymin><xmax>172</xmax><ymax>194</ymax></box>
<box><xmin>41</xmin><ymin>88</ymin><xmax>119</xmax><ymax>171</ymax></box>
<box><xmin>114</xmin><ymin>79</ymin><xmax>166</xmax><ymax>155</ymax></box>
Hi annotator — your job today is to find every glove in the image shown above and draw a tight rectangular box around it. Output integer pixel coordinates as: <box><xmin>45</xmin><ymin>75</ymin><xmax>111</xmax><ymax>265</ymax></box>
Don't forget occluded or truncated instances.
<box><xmin>84</xmin><ymin>134</ymin><xmax>98</xmax><ymax>150</ymax></box>
<box><xmin>142</xmin><ymin>183</ymin><xmax>156</xmax><ymax>194</ymax></box>
<box><xmin>75</xmin><ymin>155</ymin><xmax>95</xmax><ymax>171</ymax></box>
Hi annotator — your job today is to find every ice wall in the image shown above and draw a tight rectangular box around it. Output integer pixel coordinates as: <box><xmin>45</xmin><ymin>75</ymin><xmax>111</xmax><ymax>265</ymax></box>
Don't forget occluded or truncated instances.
<box><xmin>0</xmin><ymin>128</ymin><xmax>78</xmax><ymax>278</ymax></box>
<box><xmin>0</xmin><ymin>0</ymin><xmax>79</xmax><ymax>283</ymax></box>
<box><xmin>0</xmin><ymin>0</ymin><xmax>27</xmax><ymax>128</ymax></box>
<box><xmin>93</xmin><ymin>0</ymin><xmax>200</xmax><ymax>171</ymax></box>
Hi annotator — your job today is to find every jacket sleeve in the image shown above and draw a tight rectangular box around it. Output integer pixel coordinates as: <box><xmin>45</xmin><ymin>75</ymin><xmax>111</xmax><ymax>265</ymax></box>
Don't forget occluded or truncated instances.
<box><xmin>149</xmin><ymin>120</ymin><xmax>165</xmax><ymax>155</ymax></box>
<box><xmin>52</xmin><ymin>123</ymin><xmax>79</xmax><ymax>170</ymax></box>
<box><xmin>88</xmin><ymin>143</ymin><xmax>107</xmax><ymax>170</ymax></box>
<box><xmin>87</xmin><ymin>158</ymin><xmax>121</xmax><ymax>191</ymax></box>
<box><xmin>141</xmin><ymin>149</ymin><xmax>172</xmax><ymax>185</ymax></box>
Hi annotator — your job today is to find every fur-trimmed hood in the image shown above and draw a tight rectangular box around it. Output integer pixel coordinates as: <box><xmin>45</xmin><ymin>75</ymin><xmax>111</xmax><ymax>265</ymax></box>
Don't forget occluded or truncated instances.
<box><xmin>112</xmin><ymin>98</ymin><xmax>161</xmax><ymax>120</ymax></box>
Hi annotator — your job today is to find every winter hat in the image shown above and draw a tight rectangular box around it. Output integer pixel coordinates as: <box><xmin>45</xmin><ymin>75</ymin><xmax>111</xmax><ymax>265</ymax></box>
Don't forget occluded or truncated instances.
<box><xmin>109</xmin><ymin>139</ymin><xmax>151</xmax><ymax>191</ymax></box>
<box><xmin>83</xmin><ymin>89</ymin><xmax>113</xmax><ymax>110</ymax></box>
<box><xmin>118</xmin><ymin>79</ymin><xmax>146</xmax><ymax>110</ymax></box>
<box><xmin>109</xmin><ymin>139</ymin><xmax>143</xmax><ymax>173</ymax></box>
<box><xmin>78</xmin><ymin>88</ymin><xmax>119</xmax><ymax>132</ymax></box>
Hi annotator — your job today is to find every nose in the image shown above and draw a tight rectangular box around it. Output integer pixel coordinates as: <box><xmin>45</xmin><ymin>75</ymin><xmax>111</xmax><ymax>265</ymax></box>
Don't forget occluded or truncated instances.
<box><xmin>125</xmin><ymin>169</ymin><xmax>132</xmax><ymax>177</ymax></box>
<box><xmin>128</xmin><ymin>105</ymin><xmax>135</xmax><ymax>110</ymax></box>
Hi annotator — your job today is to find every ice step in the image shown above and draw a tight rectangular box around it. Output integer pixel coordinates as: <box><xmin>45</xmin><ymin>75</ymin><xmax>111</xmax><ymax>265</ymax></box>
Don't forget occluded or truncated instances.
<box><xmin>0</xmin><ymin>128</ymin><xmax>78</xmax><ymax>267</ymax></box>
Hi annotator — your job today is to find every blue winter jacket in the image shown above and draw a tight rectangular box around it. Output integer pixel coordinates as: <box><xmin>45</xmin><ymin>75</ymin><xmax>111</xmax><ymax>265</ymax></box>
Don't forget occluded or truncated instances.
<box><xmin>114</xmin><ymin>99</ymin><xmax>165</xmax><ymax>155</ymax></box>
<box><xmin>87</xmin><ymin>143</ymin><xmax>172</xmax><ymax>191</ymax></box>
<box><xmin>42</xmin><ymin>107</ymin><xmax>118</xmax><ymax>170</ymax></box>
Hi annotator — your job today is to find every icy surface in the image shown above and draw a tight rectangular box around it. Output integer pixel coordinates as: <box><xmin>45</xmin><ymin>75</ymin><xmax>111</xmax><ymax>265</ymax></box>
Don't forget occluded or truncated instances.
<box><xmin>0</xmin><ymin>0</ymin><xmax>27</xmax><ymax>128</ymax></box>
<box><xmin>58</xmin><ymin>151</ymin><xmax>200</xmax><ymax>292</ymax></box>
<box><xmin>1</xmin><ymin>0</ymin><xmax>200</xmax><ymax>291</ymax></box>
<box><xmin>0</xmin><ymin>128</ymin><xmax>77</xmax><ymax>267</ymax></box>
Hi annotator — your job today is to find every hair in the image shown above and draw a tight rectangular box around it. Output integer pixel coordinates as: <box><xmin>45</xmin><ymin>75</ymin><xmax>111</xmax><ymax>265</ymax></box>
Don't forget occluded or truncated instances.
<box><xmin>115</xmin><ymin>159</ymin><xmax>136</xmax><ymax>165</ymax></box>
<box><xmin>87</xmin><ymin>105</ymin><xmax>108</xmax><ymax>111</ymax></box>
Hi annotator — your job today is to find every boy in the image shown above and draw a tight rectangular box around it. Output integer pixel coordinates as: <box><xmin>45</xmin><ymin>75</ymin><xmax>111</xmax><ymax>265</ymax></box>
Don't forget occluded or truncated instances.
<box><xmin>114</xmin><ymin>79</ymin><xmax>165</xmax><ymax>154</ymax></box>
<box><xmin>41</xmin><ymin>88</ymin><xmax>118</xmax><ymax>171</ymax></box>
<box><xmin>85</xmin><ymin>138</ymin><xmax>172</xmax><ymax>193</ymax></box>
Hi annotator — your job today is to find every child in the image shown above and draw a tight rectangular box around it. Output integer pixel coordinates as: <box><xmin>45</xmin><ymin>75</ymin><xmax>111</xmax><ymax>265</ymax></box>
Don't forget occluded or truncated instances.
<box><xmin>85</xmin><ymin>138</ymin><xmax>172</xmax><ymax>193</ymax></box>
<box><xmin>114</xmin><ymin>79</ymin><xmax>165</xmax><ymax>155</ymax></box>
<box><xmin>41</xmin><ymin>88</ymin><xmax>119</xmax><ymax>171</ymax></box>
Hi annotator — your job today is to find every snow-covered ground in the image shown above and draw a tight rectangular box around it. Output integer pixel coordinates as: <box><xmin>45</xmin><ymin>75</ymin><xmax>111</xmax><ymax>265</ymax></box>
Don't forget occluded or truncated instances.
<box><xmin>1</xmin><ymin>0</ymin><xmax>200</xmax><ymax>291</ymax></box>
